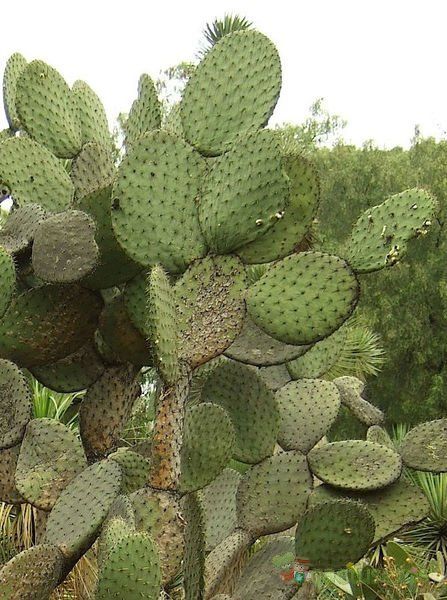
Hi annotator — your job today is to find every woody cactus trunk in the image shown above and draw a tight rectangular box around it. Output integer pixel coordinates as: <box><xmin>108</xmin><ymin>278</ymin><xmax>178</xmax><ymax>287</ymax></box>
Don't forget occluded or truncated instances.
<box><xmin>0</xmin><ymin>26</ymin><xmax>444</xmax><ymax>600</ymax></box>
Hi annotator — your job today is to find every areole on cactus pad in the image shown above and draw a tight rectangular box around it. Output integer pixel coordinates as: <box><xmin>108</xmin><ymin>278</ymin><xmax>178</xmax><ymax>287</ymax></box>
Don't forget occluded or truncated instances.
<box><xmin>0</xmin><ymin>22</ymin><xmax>441</xmax><ymax>600</ymax></box>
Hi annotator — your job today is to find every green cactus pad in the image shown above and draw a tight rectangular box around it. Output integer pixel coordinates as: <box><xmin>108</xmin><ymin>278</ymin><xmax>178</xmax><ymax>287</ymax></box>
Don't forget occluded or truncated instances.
<box><xmin>44</xmin><ymin>459</ymin><xmax>122</xmax><ymax>560</ymax></box>
<box><xmin>78</xmin><ymin>186</ymin><xmax>143</xmax><ymax>289</ymax></box>
<box><xmin>238</xmin><ymin>153</ymin><xmax>320</xmax><ymax>263</ymax></box>
<box><xmin>287</xmin><ymin>326</ymin><xmax>348</xmax><ymax>379</ymax></box>
<box><xmin>0</xmin><ymin>246</ymin><xmax>15</xmax><ymax>317</ymax></box>
<box><xmin>98</xmin><ymin>296</ymin><xmax>152</xmax><ymax>366</ymax></box>
<box><xmin>123</xmin><ymin>74</ymin><xmax>162</xmax><ymax>148</ymax></box>
<box><xmin>71</xmin><ymin>140</ymin><xmax>115</xmax><ymax>200</ymax></box>
<box><xmin>307</xmin><ymin>440</ymin><xmax>402</xmax><ymax>491</ymax></box>
<box><xmin>400</xmin><ymin>419</ymin><xmax>447</xmax><ymax>472</ymax></box>
<box><xmin>180</xmin><ymin>402</ymin><xmax>235</xmax><ymax>493</ymax></box>
<box><xmin>130</xmin><ymin>488</ymin><xmax>184</xmax><ymax>584</ymax></box>
<box><xmin>295</xmin><ymin>499</ymin><xmax>375</xmax><ymax>570</ymax></box>
<box><xmin>175</xmin><ymin>255</ymin><xmax>247</xmax><ymax>368</ymax></box>
<box><xmin>366</xmin><ymin>425</ymin><xmax>394</xmax><ymax>449</ymax></box>
<box><xmin>199</xmin><ymin>130</ymin><xmax>289</xmax><ymax>254</ymax></box>
<box><xmin>258</xmin><ymin>364</ymin><xmax>292</xmax><ymax>392</ymax></box>
<box><xmin>96</xmin><ymin>531</ymin><xmax>161</xmax><ymax>600</ymax></box>
<box><xmin>197</xmin><ymin>467</ymin><xmax>241</xmax><ymax>552</ymax></box>
<box><xmin>182</xmin><ymin>492</ymin><xmax>206</xmax><ymax>600</ymax></box>
<box><xmin>97</xmin><ymin>515</ymin><xmax>134</xmax><ymax>569</ymax></box>
<box><xmin>108</xmin><ymin>448</ymin><xmax>150</xmax><ymax>493</ymax></box>
<box><xmin>3</xmin><ymin>52</ymin><xmax>27</xmax><ymax>131</ymax></box>
<box><xmin>334</xmin><ymin>376</ymin><xmax>384</xmax><ymax>426</ymax></box>
<box><xmin>0</xmin><ymin>203</ymin><xmax>47</xmax><ymax>257</ymax></box>
<box><xmin>204</xmin><ymin>529</ymin><xmax>252</xmax><ymax>598</ymax></box>
<box><xmin>0</xmin><ymin>359</ymin><xmax>32</xmax><ymax>449</ymax></box>
<box><xmin>310</xmin><ymin>479</ymin><xmax>430</xmax><ymax>544</ymax></box>
<box><xmin>276</xmin><ymin>379</ymin><xmax>341</xmax><ymax>453</ymax></box>
<box><xmin>32</xmin><ymin>209</ymin><xmax>99</xmax><ymax>283</ymax></box>
<box><xmin>225</xmin><ymin>316</ymin><xmax>310</xmax><ymax>367</ymax></box>
<box><xmin>0</xmin><ymin>137</ymin><xmax>74</xmax><ymax>212</ymax></box>
<box><xmin>79</xmin><ymin>365</ymin><xmax>140</xmax><ymax>459</ymax></box>
<box><xmin>72</xmin><ymin>80</ymin><xmax>111</xmax><ymax>147</ymax></box>
<box><xmin>345</xmin><ymin>188</ymin><xmax>437</xmax><ymax>273</ymax></box>
<box><xmin>15</xmin><ymin>418</ymin><xmax>87</xmax><ymax>510</ymax></box>
<box><xmin>16</xmin><ymin>60</ymin><xmax>82</xmax><ymax>158</ymax></box>
<box><xmin>237</xmin><ymin>451</ymin><xmax>312</xmax><ymax>537</ymax></box>
<box><xmin>180</xmin><ymin>30</ymin><xmax>281</xmax><ymax>155</ymax></box>
<box><xmin>200</xmin><ymin>361</ymin><xmax>279</xmax><ymax>464</ymax></box>
<box><xmin>123</xmin><ymin>270</ymin><xmax>148</xmax><ymax>335</ymax></box>
<box><xmin>111</xmin><ymin>130</ymin><xmax>206</xmax><ymax>272</ymax></box>
<box><xmin>231</xmin><ymin>536</ymin><xmax>297</xmax><ymax>600</ymax></box>
<box><xmin>146</xmin><ymin>265</ymin><xmax>180</xmax><ymax>385</ymax></box>
<box><xmin>247</xmin><ymin>251</ymin><xmax>359</xmax><ymax>346</ymax></box>
<box><xmin>0</xmin><ymin>285</ymin><xmax>102</xmax><ymax>367</ymax></box>
<box><xmin>0</xmin><ymin>445</ymin><xmax>25</xmax><ymax>504</ymax></box>
<box><xmin>31</xmin><ymin>341</ymin><xmax>105</xmax><ymax>393</ymax></box>
<box><xmin>0</xmin><ymin>543</ymin><xmax>64</xmax><ymax>600</ymax></box>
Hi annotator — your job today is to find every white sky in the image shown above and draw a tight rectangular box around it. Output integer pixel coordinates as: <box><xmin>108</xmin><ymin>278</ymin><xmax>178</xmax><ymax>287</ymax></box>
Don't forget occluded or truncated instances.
<box><xmin>1</xmin><ymin>0</ymin><xmax>445</xmax><ymax>148</ymax></box>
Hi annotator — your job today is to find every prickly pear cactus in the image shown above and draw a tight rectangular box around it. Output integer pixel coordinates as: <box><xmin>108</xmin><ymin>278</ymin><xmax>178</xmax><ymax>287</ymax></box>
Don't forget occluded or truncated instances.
<box><xmin>0</xmin><ymin>25</ymin><xmax>441</xmax><ymax>600</ymax></box>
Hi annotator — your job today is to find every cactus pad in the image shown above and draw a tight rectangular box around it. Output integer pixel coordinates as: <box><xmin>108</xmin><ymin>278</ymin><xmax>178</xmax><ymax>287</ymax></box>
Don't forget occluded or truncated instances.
<box><xmin>71</xmin><ymin>140</ymin><xmax>115</xmax><ymax>199</ymax></box>
<box><xmin>231</xmin><ymin>536</ymin><xmax>297</xmax><ymax>600</ymax></box>
<box><xmin>197</xmin><ymin>467</ymin><xmax>241</xmax><ymax>552</ymax></box>
<box><xmin>3</xmin><ymin>52</ymin><xmax>27</xmax><ymax>131</ymax></box>
<box><xmin>31</xmin><ymin>341</ymin><xmax>105</xmax><ymax>392</ymax></box>
<box><xmin>111</xmin><ymin>130</ymin><xmax>206</xmax><ymax>272</ymax></box>
<box><xmin>98</xmin><ymin>296</ymin><xmax>152</xmax><ymax>366</ymax></box>
<box><xmin>366</xmin><ymin>425</ymin><xmax>394</xmax><ymax>449</ymax></box>
<box><xmin>334</xmin><ymin>376</ymin><xmax>384</xmax><ymax>426</ymax></box>
<box><xmin>237</xmin><ymin>451</ymin><xmax>312</xmax><ymax>537</ymax></box>
<box><xmin>0</xmin><ymin>543</ymin><xmax>64</xmax><ymax>600</ymax></box>
<box><xmin>0</xmin><ymin>285</ymin><xmax>102</xmax><ymax>367</ymax></box>
<box><xmin>0</xmin><ymin>358</ymin><xmax>32</xmax><ymax>449</ymax></box>
<box><xmin>146</xmin><ymin>265</ymin><xmax>180</xmax><ymax>385</ymax></box>
<box><xmin>247</xmin><ymin>251</ymin><xmax>359</xmax><ymax>345</ymax></box>
<box><xmin>32</xmin><ymin>209</ymin><xmax>99</xmax><ymax>283</ymax></box>
<box><xmin>0</xmin><ymin>203</ymin><xmax>47</xmax><ymax>256</ymax></box>
<box><xmin>308</xmin><ymin>440</ymin><xmax>402</xmax><ymax>491</ymax></box>
<box><xmin>258</xmin><ymin>364</ymin><xmax>292</xmax><ymax>392</ymax></box>
<box><xmin>130</xmin><ymin>488</ymin><xmax>184</xmax><ymax>584</ymax></box>
<box><xmin>225</xmin><ymin>316</ymin><xmax>310</xmax><ymax>366</ymax></box>
<box><xmin>0</xmin><ymin>445</ymin><xmax>24</xmax><ymax>504</ymax></box>
<box><xmin>123</xmin><ymin>74</ymin><xmax>161</xmax><ymax>148</ymax></box>
<box><xmin>199</xmin><ymin>130</ymin><xmax>289</xmax><ymax>254</ymax></box>
<box><xmin>16</xmin><ymin>60</ymin><xmax>82</xmax><ymax>157</ymax></box>
<box><xmin>44</xmin><ymin>459</ymin><xmax>123</xmax><ymax>560</ymax></box>
<box><xmin>345</xmin><ymin>188</ymin><xmax>437</xmax><ymax>273</ymax></box>
<box><xmin>0</xmin><ymin>137</ymin><xmax>74</xmax><ymax>212</ymax></box>
<box><xmin>16</xmin><ymin>418</ymin><xmax>87</xmax><ymax>510</ymax></box>
<box><xmin>310</xmin><ymin>479</ymin><xmax>430</xmax><ymax>544</ymax></box>
<box><xmin>400</xmin><ymin>419</ymin><xmax>447</xmax><ymax>472</ymax></box>
<box><xmin>182</xmin><ymin>492</ymin><xmax>206</xmax><ymax>600</ymax></box>
<box><xmin>180</xmin><ymin>402</ymin><xmax>235</xmax><ymax>492</ymax></box>
<box><xmin>175</xmin><ymin>255</ymin><xmax>247</xmax><ymax>368</ymax></box>
<box><xmin>180</xmin><ymin>30</ymin><xmax>281</xmax><ymax>155</ymax></box>
<box><xmin>79</xmin><ymin>365</ymin><xmax>140</xmax><ymax>459</ymax></box>
<box><xmin>276</xmin><ymin>379</ymin><xmax>341</xmax><ymax>453</ymax></box>
<box><xmin>108</xmin><ymin>448</ymin><xmax>150</xmax><ymax>493</ymax></box>
<box><xmin>96</xmin><ymin>531</ymin><xmax>161</xmax><ymax>599</ymax></box>
<box><xmin>200</xmin><ymin>361</ymin><xmax>279</xmax><ymax>464</ymax></box>
<box><xmin>238</xmin><ymin>153</ymin><xmax>320</xmax><ymax>263</ymax></box>
<box><xmin>287</xmin><ymin>325</ymin><xmax>348</xmax><ymax>379</ymax></box>
<box><xmin>295</xmin><ymin>499</ymin><xmax>375</xmax><ymax>570</ymax></box>
<box><xmin>72</xmin><ymin>80</ymin><xmax>111</xmax><ymax>147</ymax></box>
